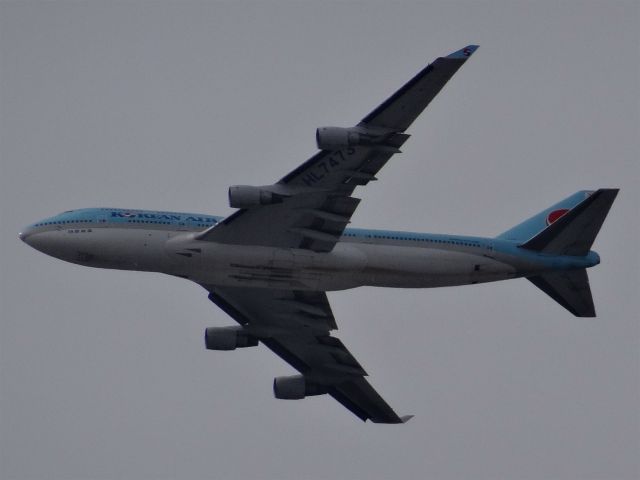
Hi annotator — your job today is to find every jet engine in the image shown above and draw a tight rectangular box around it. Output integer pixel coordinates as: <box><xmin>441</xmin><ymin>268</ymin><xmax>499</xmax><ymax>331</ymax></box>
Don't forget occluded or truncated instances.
<box><xmin>273</xmin><ymin>374</ymin><xmax>326</xmax><ymax>400</ymax></box>
<box><xmin>316</xmin><ymin>126</ymin><xmax>402</xmax><ymax>152</ymax></box>
<box><xmin>228</xmin><ymin>185</ymin><xmax>285</xmax><ymax>209</ymax></box>
<box><xmin>315</xmin><ymin>127</ymin><xmax>363</xmax><ymax>150</ymax></box>
<box><xmin>204</xmin><ymin>326</ymin><xmax>258</xmax><ymax>351</ymax></box>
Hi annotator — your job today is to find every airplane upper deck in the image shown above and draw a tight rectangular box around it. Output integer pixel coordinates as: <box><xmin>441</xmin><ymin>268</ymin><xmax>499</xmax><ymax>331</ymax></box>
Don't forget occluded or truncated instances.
<box><xmin>28</xmin><ymin>208</ymin><xmax>222</xmax><ymax>230</ymax></box>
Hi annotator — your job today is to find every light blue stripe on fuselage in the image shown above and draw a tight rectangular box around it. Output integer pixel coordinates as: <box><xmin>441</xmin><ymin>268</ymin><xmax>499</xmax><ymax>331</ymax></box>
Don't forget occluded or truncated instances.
<box><xmin>25</xmin><ymin>207</ymin><xmax>599</xmax><ymax>271</ymax></box>
<box><xmin>28</xmin><ymin>208</ymin><xmax>495</xmax><ymax>248</ymax></box>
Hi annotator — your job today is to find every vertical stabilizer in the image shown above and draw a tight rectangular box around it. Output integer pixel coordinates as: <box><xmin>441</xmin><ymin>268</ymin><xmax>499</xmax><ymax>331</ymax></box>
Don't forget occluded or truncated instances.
<box><xmin>497</xmin><ymin>191</ymin><xmax>593</xmax><ymax>243</ymax></box>
<box><xmin>519</xmin><ymin>189</ymin><xmax>619</xmax><ymax>256</ymax></box>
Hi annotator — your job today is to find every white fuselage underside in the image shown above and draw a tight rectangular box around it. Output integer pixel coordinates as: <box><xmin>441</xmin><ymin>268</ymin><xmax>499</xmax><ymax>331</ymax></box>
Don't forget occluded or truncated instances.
<box><xmin>27</xmin><ymin>226</ymin><xmax>525</xmax><ymax>291</ymax></box>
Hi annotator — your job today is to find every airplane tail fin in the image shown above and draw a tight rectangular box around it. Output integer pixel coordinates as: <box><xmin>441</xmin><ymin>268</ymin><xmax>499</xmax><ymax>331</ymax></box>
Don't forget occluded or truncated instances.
<box><xmin>497</xmin><ymin>189</ymin><xmax>619</xmax><ymax>256</ymax></box>
<box><xmin>518</xmin><ymin>189</ymin><xmax>619</xmax><ymax>256</ymax></box>
<box><xmin>497</xmin><ymin>190</ymin><xmax>592</xmax><ymax>244</ymax></box>
<box><xmin>527</xmin><ymin>269</ymin><xmax>595</xmax><ymax>317</ymax></box>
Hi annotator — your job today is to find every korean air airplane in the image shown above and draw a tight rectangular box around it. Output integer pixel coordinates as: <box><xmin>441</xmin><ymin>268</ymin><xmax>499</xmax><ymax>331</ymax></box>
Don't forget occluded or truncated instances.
<box><xmin>20</xmin><ymin>45</ymin><xmax>618</xmax><ymax>424</ymax></box>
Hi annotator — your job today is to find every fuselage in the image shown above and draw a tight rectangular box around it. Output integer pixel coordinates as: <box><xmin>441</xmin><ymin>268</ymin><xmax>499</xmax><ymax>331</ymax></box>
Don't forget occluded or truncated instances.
<box><xmin>19</xmin><ymin>208</ymin><xmax>600</xmax><ymax>291</ymax></box>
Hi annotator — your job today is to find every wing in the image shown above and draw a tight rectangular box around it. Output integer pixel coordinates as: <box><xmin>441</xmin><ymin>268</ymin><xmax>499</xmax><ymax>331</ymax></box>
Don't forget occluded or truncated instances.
<box><xmin>203</xmin><ymin>284</ymin><xmax>412</xmax><ymax>423</ymax></box>
<box><xmin>198</xmin><ymin>45</ymin><xmax>479</xmax><ymax>252</ymax></box>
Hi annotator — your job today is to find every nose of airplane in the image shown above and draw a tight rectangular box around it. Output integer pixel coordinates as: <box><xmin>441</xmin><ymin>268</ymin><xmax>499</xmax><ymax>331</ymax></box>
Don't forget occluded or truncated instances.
<box><xmin>19</xmin><ymin>226</ymin><xmax>54</xmax><ymax>258</ymax></box>
<box><xmin>18</xmin><ymin>227</ymin><xmax>34</xmax><ymax>244</ymax></box>
<box><xmin>18</xmin><ymin>226</ymin><xmax>50</xmax><ymax>252</ymax></box>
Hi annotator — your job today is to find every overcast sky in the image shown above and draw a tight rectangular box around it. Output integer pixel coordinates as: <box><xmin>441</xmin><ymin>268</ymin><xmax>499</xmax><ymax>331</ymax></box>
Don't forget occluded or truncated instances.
<box><xmin>1</xmin><ymin>2</ymin><xmax>638</xmax><ymax>479</ymax></box>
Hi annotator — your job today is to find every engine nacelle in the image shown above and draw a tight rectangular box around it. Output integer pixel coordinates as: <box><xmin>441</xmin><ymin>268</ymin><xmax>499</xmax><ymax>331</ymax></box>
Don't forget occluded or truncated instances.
<box><xmin>228</xmin><ymin>185</ymin><xmax>284</xmax><ymax>209</ymax></box>
<box><xmin>204</xmin><ymin>326</ymin><xmax>258</xmax><ymax>351</ymax></box>
<box><xmin>273</xmin><ymin>374</ymin><xmax>326</xmax><ymax>400</ymax></box>
<box><xmin>316</xmin><ymin>127</ymin><xmax>362</xmax><ymax>150</ymax></box>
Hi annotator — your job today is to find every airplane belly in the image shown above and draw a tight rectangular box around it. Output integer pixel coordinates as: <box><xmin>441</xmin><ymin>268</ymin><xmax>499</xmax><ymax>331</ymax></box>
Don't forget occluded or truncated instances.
<box><xmin>356</xmin><ymin>244</ymin><xmax>516</xmax><ymax>288</ymax></box>
<box><xmin>163</xmin><ymin>235</ymin><xmax>368</xmax><ymax>290</ymax></box>
<box><xmin>161</xmin><ymin>236</ymin><xmax>517</xmax><ymax>291</ymax></box>
<box><xmin>43</xmin><ymin>228</ymin><xmax>516</xmax><ymax>291</ymax></box>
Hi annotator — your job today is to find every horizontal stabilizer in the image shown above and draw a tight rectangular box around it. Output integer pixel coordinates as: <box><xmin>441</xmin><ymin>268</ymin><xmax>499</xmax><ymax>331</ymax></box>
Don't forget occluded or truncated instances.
<box><xmin>527</xmin><ymin>269</ymin><xmax>595</xmax><ymax>317</ymax></box>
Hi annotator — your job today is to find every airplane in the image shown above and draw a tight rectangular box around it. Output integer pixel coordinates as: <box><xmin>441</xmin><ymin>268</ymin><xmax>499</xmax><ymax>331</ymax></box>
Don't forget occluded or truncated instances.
<box><xmin>19</xmin><ymin>45</ymin><xmax>618</xmax><ymax>424</ymax></box>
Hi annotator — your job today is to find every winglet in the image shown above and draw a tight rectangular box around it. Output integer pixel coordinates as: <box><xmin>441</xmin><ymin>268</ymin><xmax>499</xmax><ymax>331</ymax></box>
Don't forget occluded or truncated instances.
<box><xmin>400</xmin><ymin>415</ymin><xmax>414</xmax><ymax>423</ymax></box>
<box><xmin>446</xmin><ymin>45</ymin><xmax>479</xmax><ymax>59</ymax></box>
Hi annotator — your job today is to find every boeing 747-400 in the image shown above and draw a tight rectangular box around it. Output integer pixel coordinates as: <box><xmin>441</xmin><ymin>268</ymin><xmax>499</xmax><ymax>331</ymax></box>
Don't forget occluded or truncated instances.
<box><xmin>20</xmin><ymin>45</ymin><xmax>618</xmax><ymax>423</ymax></box>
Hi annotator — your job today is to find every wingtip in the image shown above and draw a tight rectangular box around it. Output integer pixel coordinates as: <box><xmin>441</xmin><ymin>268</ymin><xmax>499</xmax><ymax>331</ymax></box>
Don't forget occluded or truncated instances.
<box><xmin>446</xmin><ymin>45</ymin><xmax>479</xmax><ymax>59</ymax></box>
<box><xmin>369</xmin><ymin>414</ymin><xmax>415</xmax><ymax>424</ymax></box>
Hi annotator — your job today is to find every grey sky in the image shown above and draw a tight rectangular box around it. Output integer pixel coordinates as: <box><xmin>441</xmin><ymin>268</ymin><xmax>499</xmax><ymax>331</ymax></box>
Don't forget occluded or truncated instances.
<box><xmin>1</xmin><ymin>2</ymin><xmax>638</xmax><ymax>479</ymax></box>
